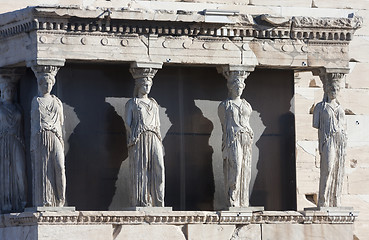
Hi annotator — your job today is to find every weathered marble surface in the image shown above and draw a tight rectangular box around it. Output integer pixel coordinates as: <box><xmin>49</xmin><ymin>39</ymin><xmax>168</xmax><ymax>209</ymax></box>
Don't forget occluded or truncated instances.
<box><xmin>0</xmin><ymin>210</ymin><xmax>357</xmax><ymax>240</ymax></box>
<box><xmin>30</xmin><ymin>65</ymin><xmax>66</xmax><ymax>207</ymax></box>
<box><xmin>313</xmin><ymin>71</ymin><xmax>347</xmax><ymax>207</ymax></box>
<box><xmin>218</xmin><ymin>67</ymin><xmax>254</xmax><ymax>208</ymax></box>
<box><xmin>0</xmin><ymin>73</ymin><xmax>27</xmax><ymax>213</ymax></box>
<box><xmin>124</xmin><ymin>63</ymin><xmax>165</xmax><ymax>207</ymax></box>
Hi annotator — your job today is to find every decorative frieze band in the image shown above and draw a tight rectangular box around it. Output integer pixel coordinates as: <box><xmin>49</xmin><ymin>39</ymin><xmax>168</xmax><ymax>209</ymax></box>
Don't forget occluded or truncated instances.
<box><xmin>0</xmin><ymin>7</ymin><xmax>361</xmax><ymax>43</ymax></box>
<box><xmin>0</xmin><ymin>211</ymin><xmax>358</xmax><ymax>227</ymax></box>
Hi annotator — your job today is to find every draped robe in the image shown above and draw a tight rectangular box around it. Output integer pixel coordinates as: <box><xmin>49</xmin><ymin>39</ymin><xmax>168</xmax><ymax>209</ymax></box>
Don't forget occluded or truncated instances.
<box><xmin>0</xmin><ymin>103</ymin><xmax>27</xmax><ymax>212</ymax></box>
<box><xmin>124</xmin><ymin>98</ymin><xmax>165</xmax><ymax>207</ymax></box>
<box><xmin>218</xmin><ymin>99</ymin><xmax>253</xmax><ymax>207</ymax></box>
<box><xmin>31</xmin><ymin>95</ymin><xmax>66</xmax><ymax>207</ymax></box>
<box><xmin>313</xmin><ymin>101</ymin><xmax>346</xmax><ymax>207</ymax></box>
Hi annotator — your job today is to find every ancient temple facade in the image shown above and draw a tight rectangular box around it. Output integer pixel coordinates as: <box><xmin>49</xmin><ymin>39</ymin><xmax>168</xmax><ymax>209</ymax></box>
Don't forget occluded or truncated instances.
<box><xmin>0</xmin><ymin>1</ymin><xmax>367</xmax><ymax>239</ymax></box>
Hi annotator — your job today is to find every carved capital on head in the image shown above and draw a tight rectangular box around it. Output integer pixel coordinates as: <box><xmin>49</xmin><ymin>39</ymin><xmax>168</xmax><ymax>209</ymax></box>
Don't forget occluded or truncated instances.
<box><xmin>315</xmin><ymin>68</ymin><xmax>347</xmax><ymax>93</ymax></box>
<box><xmin>217</xmin><ymin>65</ymin><xmax>255</xmax><ymax>89</ymax></box>
<box><xmin>27</xmin><ymin>58</ymin><xmax>65</xmax><ymax>85</ymax></box>
<box><xmin>313</xmin><ymin>68</ymin><xmax>348</xmax><ymax>101</ymax></box>
<box><xmin>129</xmin><ymin>62</ymin><xmax>162</xmax><ymax>81</ymax></box>
<box><xmin>130</xmin><ymin>68</ymin><xmax>159</xmax><ymax>81</ymax></box>
<box><xmin>31</xmin><ymin>65</ymin><xmax>61</xmax><ymax>85</ymax></box>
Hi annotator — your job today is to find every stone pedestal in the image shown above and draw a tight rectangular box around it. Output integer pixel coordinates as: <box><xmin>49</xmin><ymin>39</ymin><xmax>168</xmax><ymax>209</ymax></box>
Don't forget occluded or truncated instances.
<box><xmin>25</xmin><ymin>207</ymin><xmax>76</xmax><ymax>212</ymax></box>
<box><xmin>1</xmin><ymin>210</ymin><xmax>356</xmax><ymax>240</ymax></box>
<box><xmin>227</xmin><ymin>206</ymin><xmax>264</xmax><ymax>212</ymax></box>
<box><xmin>303</xmin><ymin>207</ymin><xmax>358</xmax><ymax>219</ymax></box>
<box><xmin>123</xmin><ymin>207</ymin><xmax>173</xmax><ymax>213</ymax></box>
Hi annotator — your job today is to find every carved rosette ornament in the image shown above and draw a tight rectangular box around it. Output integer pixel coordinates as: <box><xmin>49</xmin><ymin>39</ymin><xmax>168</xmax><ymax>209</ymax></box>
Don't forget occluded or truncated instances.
<box><xmin>30</xmin><ymin>63</ymin><xmax>67</xmax><ymax>207</ymax></box>
<box><xmin>125</xmin><ymin>62</ymin><xmax>165</xmax><ymax>207</ymax></box>
<box><xmin>313</xmin><ymin>68</ymin><xmax>347</xmax><ymax>207</ymax></box>
<box><xmin>217</xmin><ymin>65</ymin><xmax>254</xmax><ymax>208</ymax></box>
<box><xmin>0</xmin><ymin>68</ymin><xmax>27</xmax><ymax>213</ymax></box>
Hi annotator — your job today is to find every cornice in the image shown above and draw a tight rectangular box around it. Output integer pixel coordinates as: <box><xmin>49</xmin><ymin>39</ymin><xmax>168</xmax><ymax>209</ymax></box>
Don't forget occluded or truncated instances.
<box><xmin>0</xmin><ymin>6</ymin><xmax>362</xmax><ymax>43</ymax></box>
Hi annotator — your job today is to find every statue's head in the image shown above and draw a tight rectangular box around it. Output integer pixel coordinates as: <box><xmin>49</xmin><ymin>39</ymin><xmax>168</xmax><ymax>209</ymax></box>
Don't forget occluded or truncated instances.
<box><xmin>227</xmin><ymin>78</ymin><xmax>245</xmax><ymax>98</ymax></box>
<box><xmin>134</xmin><ymin>77</ymin><xmax>153</xmax><ymax>97</ymax></box>
<box><xmin>0</xmin><ymin>76</ymin><xmax>16</xmax><ymax>103</ymax></box>
<box><xmin>322</xmin><ymin>73</ymin><xmax>343</xmax><ymax>102</ymax></box>
<box><xmin>36</xmin><ymin>72</ymin><xmax>55</xmax><ymax>96</ymax></box>
<box><xmin>31</xmin><ymin>66</ymin><xmax>58</xmax><ymax>96</ymax></box>
<box><xmin>225</xmin><ymin>71</ymin><xmax>248</xmax><ymax>98</ymax></box>
<box><xmin>130</xmin><ymin>67</ymin><xmax>157</xmax><ymax>98</ymax></box>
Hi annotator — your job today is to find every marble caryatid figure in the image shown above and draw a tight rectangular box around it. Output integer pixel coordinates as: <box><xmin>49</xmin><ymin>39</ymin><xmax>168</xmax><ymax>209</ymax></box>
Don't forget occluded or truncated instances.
<box><xmin>124</xmin><ymin>67</ymin><xmax>165</xmax><ymax>207</ymax></box>
<box><xmin>313</xmin><ymin>72</ymin><xmax>347</xmax><ymax>207</ymax></box>
<box><xmin>218</xmin><ymin>70</ymin><xmax>254</xmax><ymax>208</ymax></box>
<box><xmin>30</xmin><ymin>65</ymin><xmax>66</xmax><ymax>207</ymax></box>
<box><xmin>0</xmin><ymin>74</ymin><xmax>27</xmax><ymax>213</ymax></box>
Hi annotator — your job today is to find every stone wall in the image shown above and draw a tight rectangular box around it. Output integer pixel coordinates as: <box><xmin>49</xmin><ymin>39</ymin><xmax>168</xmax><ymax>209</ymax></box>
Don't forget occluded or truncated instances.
<box><xmin>0</xmin><ymin>0</ymin><xmax>368</xmax><ymax>239</ymax></box>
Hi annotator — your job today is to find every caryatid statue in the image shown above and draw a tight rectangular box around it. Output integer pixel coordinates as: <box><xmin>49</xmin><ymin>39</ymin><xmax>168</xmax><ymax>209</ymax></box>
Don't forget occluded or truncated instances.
<box><xmin>313</xmin><ymin>70</ymin><xmax>347</xmax><ymax>207</ymax></box>
<box><xmin>124</xmin><ymin>63</ymin><xmax>165</xmax><ymax>207</ymax></box>
<box><xmin>218</xmin><ymin>67</ymin><xmax>254</xmax><ymax>208</ymax></box>
<box><xmin>0</xmin><ymin>69</ymin><xmax>27</xmax><ymax>213</ymax></box>
<box><xmin>30</xmin><ymin>65</ymin><xmax>66</xmax><ymax>207</ymax></box>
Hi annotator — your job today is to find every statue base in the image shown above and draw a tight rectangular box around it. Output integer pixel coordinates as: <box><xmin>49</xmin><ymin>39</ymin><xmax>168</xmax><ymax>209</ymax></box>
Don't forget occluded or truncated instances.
<box><xmin>0</xmin><ymin>210</ymin><xmax>357</xmax><ymax>240</ymax></box>
<box><xmin>226</xmin><ymin>206</ymin><xmax>264</xmax><ymax>212</ymax></box>
<box><xmin>123</xmin><ymin>207</ymin><xmax>173</xmax><ymax>213</ymax></box>
<box><xmin>303</xmin><ymin>207</ymin><xmax>357</xmax><ymax>216</ymax></box>
<box><xmin>25</xmin><ymin>206</ymin><xmax>76</xmax><ymax>212</ymax></box>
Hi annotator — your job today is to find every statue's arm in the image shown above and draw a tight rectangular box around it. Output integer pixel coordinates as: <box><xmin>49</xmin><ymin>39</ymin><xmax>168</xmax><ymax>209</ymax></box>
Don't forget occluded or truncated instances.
<box><xmin>59</xmin><ymin>99</ymin><xmax>65</xmax><ymax>130</ymax></box>
<box><xmin>18</xmin><ymin>105</ymin><xmax>25</xmax><ymax>145</ymax></box>
<box><xmin>30</xmin><ymin>97</ymin><xmax>38</xmax><ymax>152</ymax></box>
<box><xmin>124</xmin><ymin>100</ymin><xmax>133</xmax><ymax>137</ymax></box>
<box><xmin>218</xmin><ymin>102</ymin><xmax>226</xmax><ymax>147</ymax></box>
<box><xmin>312</xmin><ymin>103</ymin><xmax>321</xmax><ymax>129</ymax></box>
<box><xmin>153</xmin><ymin>100</ymin><xmax>163</xmax><ymax>141</ymax></box>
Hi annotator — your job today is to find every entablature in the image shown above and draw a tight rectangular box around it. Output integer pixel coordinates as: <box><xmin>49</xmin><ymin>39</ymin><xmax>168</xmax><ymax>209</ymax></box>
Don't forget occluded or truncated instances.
<box><xmin>0</xmin><ymin>6</ymin><xmax>362</xmax><ymax>71</ymax></box>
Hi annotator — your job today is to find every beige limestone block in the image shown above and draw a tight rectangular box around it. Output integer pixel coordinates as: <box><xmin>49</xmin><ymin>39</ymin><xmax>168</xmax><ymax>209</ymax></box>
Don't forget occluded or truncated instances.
<box><xmin>295</xmin><ymin>72</ymin><xmax>322</xmax><ymax>88</ymax></box>
<box><xmin>346</xmin><ymin>62</ymin><xmax>369</xmax><ymax>89</ymax></box>
<box><xmin>230</xmin><ymin>225</ymin><xmax>261</xmax><ymax>240</ymax></box>
<box><xmin>0</xmin><ymin>226</ymin><xmax>37</xmax><ymax>240</ymax></box>
<box><xmin>346</xmin><ymin>115</ymin><xmax>369</xmax><ymax>143</ymax></box>
<box><xmin>341</xmin><ymin>195</ymin><xmax>369</xmax><ymax>220</ymax></box>
<box><xmin>82</xmin><ymin>0</ymin><xmax>129</xmax><ymax>8</ymax></box>
<box><xmin>296</xmin><ymin>168</ymin><xmax>320</xmax><ymax>193</ymax></box>
<box><xmin>337</xmin><ymin>89</ymin><xmax>369</xmax><ymax>115</ymax></box>
<box><xmin>278</xmin><ymin>7</ymin><xmax>354</xmax><ymax>18</ymax></box>
<box><xmin>353</xmin><ymin>9</ymin><xmax>369</xmax><ymax>36</ymax></box>
<box><xmin>295</xmin><ymin>114</ymin><xmax>318</xmax><ymax>141</ymax></box>
<box><xmin>296</xmin><ymin>193</ymin><xmax>317</xmax><ymax>210</ymax></box>
<box><xmin>347</xmin><ymin>168</ymin><xmax>369</xmax><ymax>195</ymax></box>
<box><xmin>349</xmin><ymin>36</ymin><xmax>369</xmax><ymax>64</ymax></box>
<box><xmin>296</xmin><ymin>141</ymin><xmax>318</xmax><ymax>163</ymax></box>
<box><xmin>239</xmin><ymin>0</ymin><xmax>310</xmax><ymax>8</ymax></box>
<box><xmin>312</xmin><ymin>0</ymin><xmax>369</xmax><ymax>10</ymax></box>
<box><xmin>313</xmin><ymin>88</ymin><xmax>325</xmax><ymax>104</ymax></box>
<box><xmin>115</xmin><ymin>225</ymin><xmax>186</xmax><ymax>240</ymax></box>
<box><xmin>294</xmin><ymin>88</ymin><xmax>315</xmax><ymax>115</ymax></box>
<box><xmin>38</xmin><ymin>225</ymin><xmax>113</xmax><ymax>240</ymax></box>
<box><xmin>187</xmin><ymin>224</ymin><xmax>236</xmax><ymax>240</ymax></box>
<box><xmin>262</xmin><ymin>224</ymin><xmax>353</xmax><ymax>240</ymax></box>
<box><xmin>296</xmin><ymin>142</ymin><xmax>320</xmax><ymax>195</ymax></box>
<box><xmin>341</xmin><ymin>195</ymin><xmax>369</xmax><ymax>239</ymax></box>
<box><xmin>346</xmin><ymin>144</ymin><xmax>369</xmax><ymax>168</ymax></box>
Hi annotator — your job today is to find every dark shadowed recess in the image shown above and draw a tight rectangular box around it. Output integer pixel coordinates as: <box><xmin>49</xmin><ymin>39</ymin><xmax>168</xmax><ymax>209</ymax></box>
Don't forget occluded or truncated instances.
<box><xmin>19</xmin><ymin>63</ymin><xmax>295</xmax><ymax>211</ymax></box>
